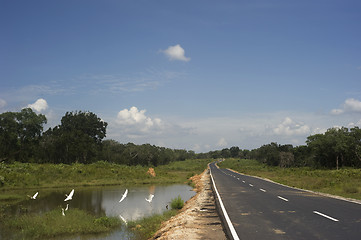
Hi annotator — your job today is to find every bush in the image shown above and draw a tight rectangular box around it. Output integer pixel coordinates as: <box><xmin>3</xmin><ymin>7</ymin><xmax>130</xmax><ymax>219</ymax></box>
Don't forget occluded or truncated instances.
<box><xmin>170</xmin><ymin>195</ymin><xmax>184</xmax><ymax>210</ymax></box>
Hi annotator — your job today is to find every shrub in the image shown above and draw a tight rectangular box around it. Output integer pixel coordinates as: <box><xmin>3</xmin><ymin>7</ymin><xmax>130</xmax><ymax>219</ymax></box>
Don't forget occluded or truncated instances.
<box><xmin>170</xmin><ymin>195</ymin><xmax>184</xmax><ymax>209</ymax></box>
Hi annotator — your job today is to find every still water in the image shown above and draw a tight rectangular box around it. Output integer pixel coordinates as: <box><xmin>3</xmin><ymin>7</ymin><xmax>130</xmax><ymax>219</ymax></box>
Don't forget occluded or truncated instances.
<box><xmin>1</xmin><ymin>184</ymin><xmax>195</xmax><ymax>239</ymax></box>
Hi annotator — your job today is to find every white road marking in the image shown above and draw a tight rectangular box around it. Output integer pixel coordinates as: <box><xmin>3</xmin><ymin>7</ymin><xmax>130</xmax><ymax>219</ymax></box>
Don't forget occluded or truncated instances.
<box><xmin>249</xmin><ymin>184</ymin><xmax>254</xmax><ymax>187</ymax></box>
<box><xmin>210</xmin><ymin>168</ymin><xmax>240</xmax><ymax>240</ymax></box>
<box><xmin>313</xmin><ymin>211</ymin><xmax>339</xmax><ymax>222</ymax></box>
<box><xmin>260</xmin><ymin>188</ymin><xmax>266</xmax><ymax>192</ymax></box>
<box><xmin>277</xmin><ymin>196</ymin><xmax>289</xmax><ymax>202</ymax></box>
<box><xmin>237</xmin><ymin>178</ymin><xmax>240</xmax><ymax>180</ymax></box>
<box><xmin>242</xmin><ymin>181</ymin><xmax>246</xmax><ymax>183</ymax></box>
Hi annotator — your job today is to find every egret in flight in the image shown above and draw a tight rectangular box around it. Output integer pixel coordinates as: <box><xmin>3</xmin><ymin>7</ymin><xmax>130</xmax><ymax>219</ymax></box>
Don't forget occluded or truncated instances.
<box><xmin>27</xmin><ymin>192</ymin><xmax>38</xmax><ymax>199</ymax></box>
<box><xmin>119</xmin><ymin>189</ymin><xmax>128</xmax><ymax>203</ymax></box>
<box><xmin>64</xmin><ymin>189</ymin><xmax>74</xmax><ymax>201</ymax></box>
<box><xmin>145</xmin><ymin>194</ymin><xmax>154</xmax><ymax>203</ymax></box>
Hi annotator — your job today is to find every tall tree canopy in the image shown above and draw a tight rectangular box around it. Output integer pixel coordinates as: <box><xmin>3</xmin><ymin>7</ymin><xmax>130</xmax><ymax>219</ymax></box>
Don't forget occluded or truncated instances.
<box><xmin>41</xmin><ymin>111</ymin><xmax>107</xmax><ymax>164</ymax></box>
<box><xmin>0</xmin><ymin>108</ymin><xmax>47</xmax><ymax>162</ymax></box>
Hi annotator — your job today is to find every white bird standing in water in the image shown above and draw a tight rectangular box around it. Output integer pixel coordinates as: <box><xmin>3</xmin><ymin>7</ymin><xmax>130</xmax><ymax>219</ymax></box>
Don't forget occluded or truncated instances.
<box><xmin>64</xmin><ymin>189</ymin><xmax>74</xmax><ymax>201</ymax></box>
<box><xmin>145</xmin><ymin>194</ymin><xmax>154</xmax><ymax>203</ymax></box>
<box><xmin>119</xmin><ymin>189</ymin><xmax>128</xmax><ymax>203</ymax></box>
<box><xmin>27</xmin><ymin>192</ymin><xmax>38</xmax><ymax>199</ymax></box>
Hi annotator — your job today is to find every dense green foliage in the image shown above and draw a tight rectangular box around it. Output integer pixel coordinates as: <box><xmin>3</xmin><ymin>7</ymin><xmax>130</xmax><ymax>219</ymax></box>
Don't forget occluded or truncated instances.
<box><xmin>0</xmin><ymin>109</ymin><xmax>195</xmax><ymax>166</ymax></box>
<box><xmin>219</xmin><ymin>158</ymin><xmax>361</xmax><ymax>200</ymax></box>
<box><xmin>202</xmin><ymin>127</ymin><xmax>361</xmax><ymax>169</ymax></box>
<box><xmin>0</xmin><ymin>108</ymin><xmax>47</xmax><ymax>162</ymax></box>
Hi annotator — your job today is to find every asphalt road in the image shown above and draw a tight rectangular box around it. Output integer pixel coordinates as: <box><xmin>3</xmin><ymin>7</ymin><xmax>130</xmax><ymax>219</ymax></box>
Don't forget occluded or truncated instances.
<box><xmin>210</xmin><ymin>162</ymin><xmax>361</xmax><ymax>240</ymax></box>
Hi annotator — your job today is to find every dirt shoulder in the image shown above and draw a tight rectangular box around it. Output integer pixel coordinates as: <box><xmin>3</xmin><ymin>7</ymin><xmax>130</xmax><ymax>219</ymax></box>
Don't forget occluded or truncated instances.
<box><xmin>151</xmin><ymin>167</ymin><xmax>227</xmax><ymax>240</ymax></box>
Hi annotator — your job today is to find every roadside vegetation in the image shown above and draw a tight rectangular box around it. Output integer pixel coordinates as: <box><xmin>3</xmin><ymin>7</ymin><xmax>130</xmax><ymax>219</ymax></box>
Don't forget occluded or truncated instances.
<box><xmin>219</xmin><ymin>158</ymin><xmax>361</xmax><ymax>200</ymax></box>
<box><xmin>4</xmin><ymin>208</ymin><xmax>122</xmax><ymax>239</ymax></box>
<box><xmin>128</xmin><ymin>209</ymin><xmax>178</xmax><ymax>240</ymax></box>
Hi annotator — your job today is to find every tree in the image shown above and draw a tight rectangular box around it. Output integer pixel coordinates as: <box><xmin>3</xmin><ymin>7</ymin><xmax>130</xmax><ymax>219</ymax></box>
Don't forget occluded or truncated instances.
<box><xmin>307</xmin><ymin>127</ymin><xmax>353</xmax><ymax>169</ymax></box>
<box><xmin>0</xmin><ymin>108</ymin><xmax>46</xmax><ymax>162</ymax></box>
<box><xmin>230</xmin><ymin>146</ymin><xmax>240</xmax><ymax>158</ymax></box>
<box><xmin>42</xmin><ymin>111</ymin><xmax>107</xmax><ymax>164</ymax></box>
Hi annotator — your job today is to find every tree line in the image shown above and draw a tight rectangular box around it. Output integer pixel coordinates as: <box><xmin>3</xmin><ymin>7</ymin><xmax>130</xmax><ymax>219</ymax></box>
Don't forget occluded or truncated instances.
<box><xmin>0</xmin><ymin>109</ymin><xmax>194</xmax><ymax>166</ymax></box>
<box><xmin>2</xmin><ymin>108</ymin><xmax>361</xmax><ymax>169</ymax></box>
<box><xmin>200</xmin><ymin>127</ymin><xmax>361</xmax><ymax>169</ymax></box>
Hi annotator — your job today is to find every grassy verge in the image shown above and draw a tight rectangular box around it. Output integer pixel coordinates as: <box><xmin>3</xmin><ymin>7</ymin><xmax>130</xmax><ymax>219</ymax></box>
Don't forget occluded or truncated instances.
<box><xmin>219</xmin><ymin>158</ymin><xmax>361</xmax><ymax>200</ymax></box>
<box><xmin>127</xmin><ymin>209</ymin><xmax>178</xmax><ymax>240</ymax></box>
<box><xmin>4</xmin><ymin>208</ymin><xmax>122</xmax><ymax>239</ymax></box>
<box><xmin>0</xmin><ymin>159</ymin><xmax>211</xmax><ymax>190</ymax></box>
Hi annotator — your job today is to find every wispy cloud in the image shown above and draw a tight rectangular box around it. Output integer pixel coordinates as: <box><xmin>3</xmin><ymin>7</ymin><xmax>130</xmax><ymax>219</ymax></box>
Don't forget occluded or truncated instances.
<box><xmin>161</xmin><ymin>44</ymin><xmax>191</xmax><ymax>62</ymax></box>
<box><xmin>0</xmin><ymin>98</ymin><xmax>6</xmax><ymax>109</ymax></box>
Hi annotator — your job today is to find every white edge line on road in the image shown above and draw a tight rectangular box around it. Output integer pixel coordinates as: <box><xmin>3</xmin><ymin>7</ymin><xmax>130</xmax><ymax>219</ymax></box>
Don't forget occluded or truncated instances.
<box><xmin>260</xmin><ymin>188</ymin><xmax>266</xmax><ymax>192</ymax></box>
<box><xmin>313</xmin><ymin>211</ymin><xmax>339</xmax><ymax>222</ymax></box>
<box><xmin>210</xmin><ymin>168</ymin><xmax>240</xmax><ymax>240</ymax></box>
<box><xmin>277</xmin><ymin>196</ymin><xmax>289</xmax><ymax>202</ymax></box>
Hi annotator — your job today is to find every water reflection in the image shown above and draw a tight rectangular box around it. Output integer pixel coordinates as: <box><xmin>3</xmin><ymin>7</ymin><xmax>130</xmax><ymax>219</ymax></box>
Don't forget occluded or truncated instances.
<box><xmin>1</xmin><ymin>184</ymin><xmax>195</xmax><ymax>240</ymax></box>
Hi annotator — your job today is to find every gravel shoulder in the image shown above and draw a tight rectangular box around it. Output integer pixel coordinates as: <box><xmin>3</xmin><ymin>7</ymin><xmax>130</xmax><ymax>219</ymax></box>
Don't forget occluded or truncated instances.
<box><xmin>151</xmin><ymin>167</ymin><xmax>227</xmax><ymax>240</ymax></box>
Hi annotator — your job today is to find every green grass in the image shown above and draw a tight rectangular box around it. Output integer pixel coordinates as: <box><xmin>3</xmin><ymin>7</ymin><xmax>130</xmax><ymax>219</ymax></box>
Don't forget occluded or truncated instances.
<box><xmin>219</xmin><ymin>158</ymin><xmax>361</xmax><ymax>200</ymax></box>
<box><xmin>0</xmin><ymin>159</ymin><xmax>212</xmax><ymax>191</ymax></box>
<box><xmin>5</xmin><ymin>208</ymin><xmax>122</xmax><ymax>239</ymax></box>
<box><xmin>170</xmin><ymin>195</ymin><xmax>184</xmax><ymax>210</ymax></box>
<box><xmin>127</xmin><ymin>209</ymin><xmax>178</xmax><ymax>240</ymax></box>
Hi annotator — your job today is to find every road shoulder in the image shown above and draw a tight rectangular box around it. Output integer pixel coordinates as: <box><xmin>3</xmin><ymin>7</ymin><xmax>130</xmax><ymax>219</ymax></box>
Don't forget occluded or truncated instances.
<box><xmin>151</xmin><ymin>167</ymin><xmax>227</xmax><ymax>240</ymax></box>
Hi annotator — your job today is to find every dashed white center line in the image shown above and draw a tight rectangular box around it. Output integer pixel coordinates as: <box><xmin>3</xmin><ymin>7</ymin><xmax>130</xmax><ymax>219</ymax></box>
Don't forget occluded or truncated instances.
<box><xmin>249</xmin><ymin>184</ymin><xmax>254</xmax><ymax>187</ymax></box>
<box><xmin>259</xmin><ymin>188</ymin><xmax>266</xmax><ymax>192</ymax></box>
<box><xmin>242</xmin><ymin>181</ymin><xmax>246</xmax><ymax>183</ymax></box>
<box><xmin>277</xmin><ymin>196</ymin><xmax>289</xmax><ymax>202</ymax></box>
<box><xmin>313</xmin><ymin>211</ymin><xmax>339</xmax><ymax>222</ymax></box>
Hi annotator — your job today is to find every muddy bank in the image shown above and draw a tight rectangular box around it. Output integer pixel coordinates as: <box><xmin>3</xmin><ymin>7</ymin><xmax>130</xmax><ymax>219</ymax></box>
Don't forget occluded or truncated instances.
<box><xmin>151</xmin><ymin>167</ymin><xmax>227</xmax><ymax>240</ymax></box>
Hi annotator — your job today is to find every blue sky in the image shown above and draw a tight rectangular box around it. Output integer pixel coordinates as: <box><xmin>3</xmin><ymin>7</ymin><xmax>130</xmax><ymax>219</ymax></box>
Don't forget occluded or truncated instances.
<box><xmin>1</xmin><ymin>0</ymin><xmax>361</xmax><ymax>152</ymax></box>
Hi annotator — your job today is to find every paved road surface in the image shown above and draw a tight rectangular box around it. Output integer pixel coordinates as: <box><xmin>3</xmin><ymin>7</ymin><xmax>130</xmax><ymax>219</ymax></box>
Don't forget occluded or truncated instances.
<box><xmin>210</xmin><ymin>162</ymin><xmax>361</xmax><ymax>240</ymax></box>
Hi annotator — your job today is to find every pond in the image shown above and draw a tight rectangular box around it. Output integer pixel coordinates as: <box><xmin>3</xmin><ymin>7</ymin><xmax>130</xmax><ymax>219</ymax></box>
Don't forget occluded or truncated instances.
<box><xmin>0</xmin><ymin>184</ymin><xmax>196</xmax><ymax>239</ymax></box>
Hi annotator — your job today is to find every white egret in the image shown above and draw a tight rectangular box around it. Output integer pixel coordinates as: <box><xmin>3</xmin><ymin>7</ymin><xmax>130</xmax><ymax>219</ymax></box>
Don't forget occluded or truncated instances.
<box><xmin>27</xmin><ymin>192</ymin><xmax>38</xmax><ymax>199</ymax></box>
<box><xmin>145</xmin><ymin>194</ymin><xmax>154</xmax><ymax>203</ymax></box>
<box><xmin>61</xmin><ymin>208</ymin><xmax>65</xmax><ymax>216</ymax></box>
<box><xmin>119</xmin><ymin>214</ymin><xmax>127</xmax><ymax>225</ymax></box>
<box><xmin>119</xmin><ymin>189</ymin><xmax>128</xmax><ymax>203</ymax></box>
<box><xmin>65</xmin><ymin>203</ymin><xmax>69</xmax><ymax>211</ymax></box>
<box><xmin>64</xmin><ymin>189</ymin><xmax>74</xmax><ymax>201</ymax></box>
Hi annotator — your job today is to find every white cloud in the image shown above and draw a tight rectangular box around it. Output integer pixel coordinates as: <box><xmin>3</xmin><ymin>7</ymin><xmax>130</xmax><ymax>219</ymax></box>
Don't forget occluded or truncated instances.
<box><xmin>273</xmin><ymin>117</ymin><xmax>310</xmax><ymax>136</ymax></box>
<box><xmin>116</xmin><ymin>106</ymin><xmax>163</xmax><ymax>133</ymax></box>
<box><xmin>331</xmin><ymin>98</ymin><xmax>361</xmax><ymax>115</ymax></box>
<box><xmin>216</xmin><ymin>137</ymin><xmax>228</xmax><ymax>148</ymax></box>
<box><xmin>0</xmin><ymin>98</ymin><xmax>6</xmax><ymax>109</ymax></box>
<box><xmin>27</xmin><ymin>98</ymin><xmax>49</xmax><ymax>113</ymax></box>
<box><xmin>162</xmin><ymin>44</ymin><xmax>190</xmax><ymax>62</ymax></box>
